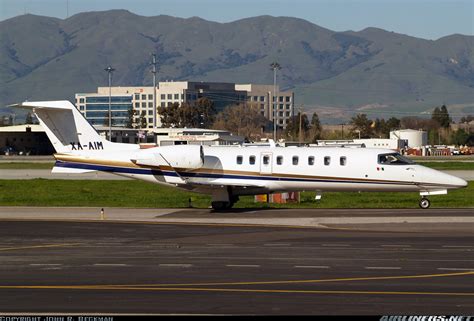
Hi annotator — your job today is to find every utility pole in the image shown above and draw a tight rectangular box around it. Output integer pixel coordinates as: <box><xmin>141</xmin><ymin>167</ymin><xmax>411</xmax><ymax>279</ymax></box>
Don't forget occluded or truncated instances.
<box><xmin>299</xmin><ymin>105</ymin><xmax>304</xmax><ymax>143</ymax></box>
<box><xmin>151</xmin><ymin>53</ymin><xmax>157</xmax><ymax>143</ymax></box>
<box><xmin>270</xmin><ymin>62</ymin><xmax>281</xmax><ymax>141</ymax></box>
<box><xmin>104</xmin><ymin>66</ymin><xmax>115</xmax><ymax>141</ymax></box>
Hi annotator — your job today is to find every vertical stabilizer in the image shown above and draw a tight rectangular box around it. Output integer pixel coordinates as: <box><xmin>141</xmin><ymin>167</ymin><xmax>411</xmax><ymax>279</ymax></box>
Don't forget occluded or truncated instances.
<box><xmin>12</xmin><ymin>101</ymin><xmax>137</xmax><ymax>153</ymax></box>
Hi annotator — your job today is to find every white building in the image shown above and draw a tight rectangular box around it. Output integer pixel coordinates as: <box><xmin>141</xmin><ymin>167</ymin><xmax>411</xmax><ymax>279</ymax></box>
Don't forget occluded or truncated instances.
<box><xmin>76</xmin><ymin>82</ymin><xmax>295</xmax><ymax>130</ymax></box>
<box><xmin>390</xmin><ymin>129</ymin><xmax>427</xmax><ymax>148</ymax></box>
<box><xmin>315</xmin><ymin>138</ymin><xmax>405</xmax><ymax>150</ymax></box>
<box><xmin>76</xmin><ymin>87</ymin><xmax>157</xmax><ymax>128</ymax></box>
<box><xmin>153</xmin><ymin>128</ymin><xmax>244</xmax><ymax>146</ymax></box>
<box><xmin>236</xmin><ymin>84</ymin><xmax>294</xmax><ymax>129</ymax></box>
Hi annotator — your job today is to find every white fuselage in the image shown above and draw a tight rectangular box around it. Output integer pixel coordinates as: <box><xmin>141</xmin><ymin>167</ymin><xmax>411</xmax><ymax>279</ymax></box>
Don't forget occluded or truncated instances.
<box><xmin>54</xmin><ymin>145</ymin><xmax>467</xmax><ymax>196</ymax></box>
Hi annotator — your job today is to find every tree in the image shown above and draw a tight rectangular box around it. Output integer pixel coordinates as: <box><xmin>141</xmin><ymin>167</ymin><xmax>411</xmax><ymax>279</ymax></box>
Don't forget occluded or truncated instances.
<box><xmin>401</xmin><ymin>116</ymin><xmax>438</xmax><ymax>131</ymax></box>
<box><xmin>158</xmin><ymin>98</ymin><xmax>216</xmax><ymax>128</ymax></box>
<box><xmin>126</xmin><ymin>108</ymin><xmax>137</xmax><ymax>128</ymax></box>
<box><xmin>460</xmin><ymin>115</ymin><xmax>474</xmax><ymax>123</ymax></box>
<box><xmin>25</xmin><ymin>112</ymin><xmax>34</xmax><ymax>125</ymax></box>
<box><xmin>195</xmin><ymin>97</ymin><xmax>216</xmax><ymax>128</ymax></box>
<box><xmin>309</xmin><ymin>112</ymin><xmax>322</xmax><ymax>143</ymax></box>
<box><xmin>158</xmin><ymin>102</ymin><xmax>180</xmax><ymax>127</ymax></box>
<box><xmin>284</xmin><ymin>112</ymin><xmax>309</xmax><ymax>141</ymax></box>
<box><xmin>451</xmin><ymin>128</ymin><xmax>471</xmax><ymax>146</ymax></box>
<box><xmin>349</xmin><ymin>114</ymin><xmax>373</xmax><ymax>138</ymax></box>
<box><xmin>386</xmin><ymin>117</ymin><xmax>401</xmax><ymax>131</ymax></box>
<box><xmin>212</xmin><ymin>104</ymin><xmax>267</xmax><ymax>140</ymax></box>
<box><xmin>432</xmin><ymin>105</ymin><xmax>451</xmax><ymax>128</ymax></box>
<box><xmin>139</xmin><ymin>111</ymin><xmax>147</xmax><ymax>129</ymax></box>
<box><xmin>373</xmin><ymin>118</ymin><xmax>387</xmax><ymax>138</ymax></box>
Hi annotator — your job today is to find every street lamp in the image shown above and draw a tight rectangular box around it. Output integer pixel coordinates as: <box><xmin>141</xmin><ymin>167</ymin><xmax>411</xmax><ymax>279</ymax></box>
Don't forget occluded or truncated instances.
<box><xmin>104</xmin><ymin>65</ymin><xmax>115</xmax><ymax>141</ymax></box>
<box><xmin>270</xmin><ymin>62</ymin><xmax>281</xmax><ymax>141</ymax></box>
<box><xmin>150</xmin><ymin>54</ymin><xmax>157</xmax><ymax>141</ymax></box>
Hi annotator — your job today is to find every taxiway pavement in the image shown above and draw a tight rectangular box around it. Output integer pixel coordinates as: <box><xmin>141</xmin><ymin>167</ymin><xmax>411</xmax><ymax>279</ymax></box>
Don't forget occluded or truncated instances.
<box><xmin>0</xmin><ymin>207</ymin><xmax>473</xmax><ymax>314</ymax></box>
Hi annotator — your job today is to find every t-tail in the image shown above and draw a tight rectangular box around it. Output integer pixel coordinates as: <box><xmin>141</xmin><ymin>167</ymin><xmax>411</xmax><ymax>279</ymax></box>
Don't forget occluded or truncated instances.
<box><xmin>11</xmin><ymin>101</ymin><xmax>137</xmax><ymax>153</ymax></box>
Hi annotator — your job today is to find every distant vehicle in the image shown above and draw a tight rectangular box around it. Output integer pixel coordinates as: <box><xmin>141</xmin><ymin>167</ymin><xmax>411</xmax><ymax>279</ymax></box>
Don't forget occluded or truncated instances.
<box><xmin>11</xmin><ymin>101</ymin><xmax>468</xmax><ymax>210</ymax></box>
<box><xmin>0</xmin><ymin>146</ymin><xmax>16</xmax><ymax>156</ymax></box>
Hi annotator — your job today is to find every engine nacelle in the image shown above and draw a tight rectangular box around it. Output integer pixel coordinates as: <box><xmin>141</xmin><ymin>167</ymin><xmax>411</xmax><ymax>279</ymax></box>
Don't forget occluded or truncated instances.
<box><xmin>133</xmin><ymin>145</ymin><xmax>204</xmax><ymax>169</ymax></box>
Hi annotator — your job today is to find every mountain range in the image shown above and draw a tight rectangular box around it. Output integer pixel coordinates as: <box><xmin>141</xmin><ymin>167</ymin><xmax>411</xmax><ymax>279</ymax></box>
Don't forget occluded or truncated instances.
<box><xmin>1</xmin><ymin>10</ymin><xmax>473</xmax><ymax>122</ymax></box>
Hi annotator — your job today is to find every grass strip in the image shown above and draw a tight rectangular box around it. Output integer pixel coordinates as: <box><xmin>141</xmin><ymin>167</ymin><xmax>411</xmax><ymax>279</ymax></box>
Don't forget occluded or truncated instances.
<box><xmin>0</xmin><ymin>179</ymin><xmax>472</xmax><ymax>208</ymax></box>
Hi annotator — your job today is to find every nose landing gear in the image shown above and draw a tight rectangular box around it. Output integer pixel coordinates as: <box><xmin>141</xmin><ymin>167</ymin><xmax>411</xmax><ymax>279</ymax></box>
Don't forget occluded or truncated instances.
<box><xmin>419</xmin><ymin>197</ymin><xmax>430</xmax><ymax>209</ymax></box>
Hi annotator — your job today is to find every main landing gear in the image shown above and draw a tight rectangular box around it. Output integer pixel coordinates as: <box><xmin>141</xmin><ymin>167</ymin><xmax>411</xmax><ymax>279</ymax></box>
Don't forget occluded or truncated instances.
<box><xmin>211</xmin><ymin>201</ymin><xmax>233</xmax><ymax>210</ymax></box>
<box><xmin>211</xmin><ymin>188</ymin><xmax>239</xmax><ymax>211</ymax></box>
<box><xmin>211</xmin><ymin>196</ymin><xmax>239</xmax><ymax>211</ymax></box>
<box><xmin>419</xmin><ymin>197</ymin><xmax>431</xmax><ymax>209</ymax></box>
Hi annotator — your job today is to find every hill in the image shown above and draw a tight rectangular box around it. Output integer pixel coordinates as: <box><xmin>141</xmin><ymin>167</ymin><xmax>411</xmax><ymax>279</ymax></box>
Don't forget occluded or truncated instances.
<box><xmin>1</xmin><ymin>10</ymin><xmax>473</xmax><ymax>122</ymax></box>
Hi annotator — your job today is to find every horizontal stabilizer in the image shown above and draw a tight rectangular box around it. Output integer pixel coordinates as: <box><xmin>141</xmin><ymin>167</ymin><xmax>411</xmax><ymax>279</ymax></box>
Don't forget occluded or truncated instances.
<box><xmin>52</xmin><ymin>166</ymin><xmax>96</xmax><ymax>174</ymax></box>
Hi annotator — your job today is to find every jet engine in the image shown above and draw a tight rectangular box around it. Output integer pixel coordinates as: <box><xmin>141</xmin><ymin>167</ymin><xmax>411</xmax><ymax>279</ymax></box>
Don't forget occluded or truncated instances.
<box><xmin>132</xmin><ymin>145</ymin><xmax>204</xmax><ymax>169</ymax></box>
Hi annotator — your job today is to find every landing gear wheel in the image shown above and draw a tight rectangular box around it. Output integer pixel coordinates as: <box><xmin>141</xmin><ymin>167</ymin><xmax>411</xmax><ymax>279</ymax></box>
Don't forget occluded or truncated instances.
<box><xmin>211</xmin><ymin>201</ymin><xmax>232</xmax><ymax>211</ymax></box>
<box><xmin>419</xmin><ymin>197</ymin><xmax>430</xmax><ymax>209</ymax></box>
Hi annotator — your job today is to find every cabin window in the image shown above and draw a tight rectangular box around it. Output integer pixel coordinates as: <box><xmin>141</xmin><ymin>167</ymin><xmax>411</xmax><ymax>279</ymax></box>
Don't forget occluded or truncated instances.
<box><xmin>324</xmin><ymin>156</ymin><xmax>331</xmax><ymax>166</ymax></box>
<box><xmin>292</xmin><ymin>156</ymin><xmax>299</xmax><ymax>165</ymax></box>
<box><xmin>237</xmin><ymin>156</ymin><xmax>243</xmax><ymax>165</ymax></box>
<box><xmin>340</xmin><ymin>156</ymin><xmax>347</xmax><ymax>166</ymax></box>
<box><xmin>378</xmin><ymin>153</ymin><xmax>414</xmax><ymax>165</ymax></box>
<box><xmin>249</xmin><ymin>156</ymin><xmax>256</xmax><ymax>165</ymax></box>
<box><xmin>276</xmin><ymin>156</ymin><xmax>283</xmax><ymax>165</ymax></box>
<box><xmin>263</xmin><ymin>155</ymin><xmax>270</xmax><ymax>165</ymax></box>
<box><xmin>308</xmin><ymin>156</ymin><xmax>315</xmax><ymax>166</ymax></box>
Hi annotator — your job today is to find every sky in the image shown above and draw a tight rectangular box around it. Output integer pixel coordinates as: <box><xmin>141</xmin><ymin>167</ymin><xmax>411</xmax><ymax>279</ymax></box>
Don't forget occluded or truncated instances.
<box><xmin>0</xmin><ymin>0</ymin><xmax>473</xmax><ymax>40</ymax></box>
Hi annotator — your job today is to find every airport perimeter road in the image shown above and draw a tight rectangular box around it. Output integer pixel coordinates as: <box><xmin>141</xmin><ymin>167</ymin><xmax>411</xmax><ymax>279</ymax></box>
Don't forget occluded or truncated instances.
<box><xmin>0</xmin><ymin>217</ymin><xmax>473</xmax><ymax>314</ymax></box>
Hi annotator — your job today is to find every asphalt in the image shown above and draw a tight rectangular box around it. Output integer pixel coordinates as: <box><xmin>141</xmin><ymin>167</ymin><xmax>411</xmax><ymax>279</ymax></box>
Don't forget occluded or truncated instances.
<box><xmin>0</xmin><ymin>208</ymin><xmax>473</xmax><ymax>315</ymax></box>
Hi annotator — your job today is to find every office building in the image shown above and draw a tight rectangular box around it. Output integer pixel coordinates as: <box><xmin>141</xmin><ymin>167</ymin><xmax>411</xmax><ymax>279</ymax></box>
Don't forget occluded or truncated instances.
<box><xmin>236</xmin><ymin>84</ymin><xmax>295</xmax><ymax>129</ymax></box>
<box><xmin>76</xmin><ymin>81</ymin><xmax>294</xmax><ymax>130</ymax></box>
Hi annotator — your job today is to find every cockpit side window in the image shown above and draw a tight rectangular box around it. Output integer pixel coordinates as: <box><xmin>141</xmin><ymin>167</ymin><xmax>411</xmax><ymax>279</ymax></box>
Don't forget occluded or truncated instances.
<box><xmin>378</xmin><ymin>153</ymin><xmax>415</xmax><ymax>165</ymax></box>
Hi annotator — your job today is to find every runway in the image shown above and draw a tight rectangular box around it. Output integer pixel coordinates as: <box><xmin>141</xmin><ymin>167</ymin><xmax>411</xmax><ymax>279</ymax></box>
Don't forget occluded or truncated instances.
<box><xmin>0</xmin><ymin>208</ymin><xmax>473</xmax><ymax>314</ymax></box>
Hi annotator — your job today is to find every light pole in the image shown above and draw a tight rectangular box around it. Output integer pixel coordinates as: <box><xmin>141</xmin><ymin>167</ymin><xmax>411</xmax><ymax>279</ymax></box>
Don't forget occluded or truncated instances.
<box><xmin>104</xmin><ymin>65</ymin><xmax>115</xmax><ymax>141</ymax></box>
<box><xmin>270</xmin><ymin>62</ymin><xmax>281</xmax><ymax>141</ymax></box>
<box><xmin>151</xmin><ymin>53</ymin><xmax>157</xmax><ymax>143</ymax></box>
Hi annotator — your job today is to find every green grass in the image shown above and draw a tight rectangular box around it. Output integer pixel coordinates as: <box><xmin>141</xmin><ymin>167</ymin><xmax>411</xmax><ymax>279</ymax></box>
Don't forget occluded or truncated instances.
<box><xmin>416</xmin><ymin>162</ymin><xmax>474</xmax><ymax>170</ymax></box>
<box><xmin>0</xmin><ymin>162</ymin><xmax>54</xmax><ymax>169</ymax></box>
<box><xmin>0</xmin><ymin>179</ymin><xmax>472</xmax><ymax>208</ymax></box>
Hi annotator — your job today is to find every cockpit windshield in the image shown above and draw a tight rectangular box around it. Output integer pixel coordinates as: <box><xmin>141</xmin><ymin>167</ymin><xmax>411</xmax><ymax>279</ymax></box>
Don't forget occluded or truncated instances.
<box><xmin>378</xmin><ymin>153</ymin><xmax>415</xmax><ymax>165</ymax></box>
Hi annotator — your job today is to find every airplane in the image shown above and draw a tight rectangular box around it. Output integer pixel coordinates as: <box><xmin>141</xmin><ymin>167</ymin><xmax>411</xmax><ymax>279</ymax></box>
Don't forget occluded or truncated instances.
<box><xmin>11</xmin><ymin>100</ymin><xmax>468</xmax><ymax>210</ymax></box>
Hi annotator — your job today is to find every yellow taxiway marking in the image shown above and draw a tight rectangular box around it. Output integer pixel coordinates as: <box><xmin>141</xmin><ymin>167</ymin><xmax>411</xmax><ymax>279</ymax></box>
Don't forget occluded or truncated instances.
<box><xmin>0</xmin><ymin>271</ymin><xmax>472</xmax><ymax>297</ymax></box>
<box><xmin>0</xmin><ymin>243</ymin><xmax>82</xmax><ymax>252</ymax></box>
<box><xmin>0</xmin><ymin>285</ymin><xmax>472</xmax><ymax>297</ymax></box>
<box><xmin>82</xmin><ymin>271</ymin><xmax>474</xmax><ymax>288</ymax></box>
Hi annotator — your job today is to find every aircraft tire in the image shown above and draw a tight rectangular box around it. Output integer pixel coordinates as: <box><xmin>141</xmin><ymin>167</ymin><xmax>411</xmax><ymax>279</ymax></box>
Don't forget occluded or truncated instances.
<box><xmin>211</xmin><ymin>201</ymin><xmax>231</xmax><ymax>211</ymax></box>
<box><xmin>419</xmin><ymin>197</ymin><xmax>430</xmax><ymax>209</ymax></box>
